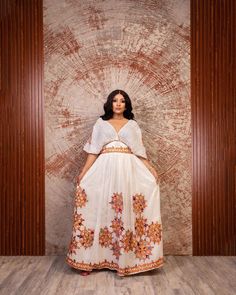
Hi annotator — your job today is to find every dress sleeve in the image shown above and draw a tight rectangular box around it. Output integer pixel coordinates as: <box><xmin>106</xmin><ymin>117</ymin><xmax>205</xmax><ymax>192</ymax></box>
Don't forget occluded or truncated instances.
<box><xmin>134</xmin><ymin>122</ymin><xmax>148</xmax><ymax>159</ymax></box>
<box><xmin>83</xmin><ymin>119</ymin><xmax>103</xmax><ymax>154</ymax></box>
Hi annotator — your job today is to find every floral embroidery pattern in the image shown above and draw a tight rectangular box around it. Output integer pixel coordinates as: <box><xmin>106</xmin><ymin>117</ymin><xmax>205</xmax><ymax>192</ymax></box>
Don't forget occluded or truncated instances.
<box><xmin>99</xmin><ymin>227</ymin><xmax>112</xmax><ymax>247</ymax></box>
<box><xmin>67</xmin><ymin>186</ymin><xmax>94</xmax><ymax>255</ymax></box>
<box><xmin>121</xmin><ymin>230</ymin><xmax>135</xmax><ymax>252</ymax></box>
<box><xmin>110</xmin><ymin>217</ymin><xmax>124</xmax><ymax>237</ymax></box>
<box><xmin>132</xmin><ymin>194</ymin><xmax>147</xmax><ymax>214</ymax></box>
<box><xmin>109</xmin><ymin>192</ymin><xmax>123</xmax><ymax>213</ymax></box>
<box><xmin>68</xmin><ymin>236</ymin><xmax>78</xmax><ymax>255</ymax></box>
<box><xmin>98</xmin><ymin>192</ymin><xmax>162</xmax><ymax>261</ymax></box>
<box><xmin>75</xmin><ymin>186</ymin><xmax>87</xmax><ymax>207</ymax></box>
<box><xmin>147</xmin><ymin>222</ymin><xmax>162</xmax><ymax>244</ymax></box>
<box><xmin>72</xmin><ymin>212</ymin><xmax>84</xmax><ymax>232</ymax></box>
<box><xmin>135</xmin><ymin>216</ymin><xmax>148</xmax><ymax>237</ymax></box>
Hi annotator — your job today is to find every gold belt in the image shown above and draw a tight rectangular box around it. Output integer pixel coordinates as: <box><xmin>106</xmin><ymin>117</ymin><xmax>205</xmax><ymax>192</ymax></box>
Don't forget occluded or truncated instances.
<box><xmin>100</xmin><ymin>146</ymin><xmax>133</xmax><ymax>154</ymax></box>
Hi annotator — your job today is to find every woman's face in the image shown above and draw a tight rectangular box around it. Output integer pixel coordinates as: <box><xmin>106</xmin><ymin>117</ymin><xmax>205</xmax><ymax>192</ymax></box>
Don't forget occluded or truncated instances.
<box><xmin>112</xmin><ymin>93</ymin><xmax>126</xmax><ymax>115</ymax></box>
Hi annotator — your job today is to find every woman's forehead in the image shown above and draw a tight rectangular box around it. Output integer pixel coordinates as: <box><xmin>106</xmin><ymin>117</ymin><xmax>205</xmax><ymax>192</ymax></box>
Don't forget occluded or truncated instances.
<box><xmin>114</xmin><ymin>93</ymin><xmax>125</xmax><ymax>99</ymax></box>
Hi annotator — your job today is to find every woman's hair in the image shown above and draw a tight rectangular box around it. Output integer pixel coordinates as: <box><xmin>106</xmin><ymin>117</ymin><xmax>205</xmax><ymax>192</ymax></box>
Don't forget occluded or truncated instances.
<box><xmin>100</xmin><ymin>89</ymin><xmax>135</xmax><ymax>120</ymax></box>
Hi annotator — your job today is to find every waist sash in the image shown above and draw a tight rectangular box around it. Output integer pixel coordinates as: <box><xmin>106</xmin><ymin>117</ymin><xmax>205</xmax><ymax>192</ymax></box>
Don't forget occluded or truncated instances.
<box><xmin>100</xmin><ymin>146</ymin><xmax>132</xmax><ymax>154</ymax></box>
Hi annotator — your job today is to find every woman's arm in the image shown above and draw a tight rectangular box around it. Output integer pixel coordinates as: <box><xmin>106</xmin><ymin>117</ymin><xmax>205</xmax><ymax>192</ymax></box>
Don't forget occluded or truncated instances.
<box><xmin>77</xmin><ymin>153</ymin><xmax>99</xmax><ymax>184</ymax></box>
<box><xmin>137</xmin><ymin>156</ymin><xmax>160</xmax><ymax>183</ymax></box>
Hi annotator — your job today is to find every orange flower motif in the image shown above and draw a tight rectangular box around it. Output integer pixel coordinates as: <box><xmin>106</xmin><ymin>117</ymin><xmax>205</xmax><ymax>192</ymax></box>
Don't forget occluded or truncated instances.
<box><xmin>121</xmin><ymin>230</ymin><xmax>135</xmax><ymax>252</ymax></box>
<box><xmin>132</xmin><ymin>194</ymin><xmax>147</xmax><ymax>215</ymax></box>
<box><xmin>130</xmin><ymin>233</ymin><xmax>138</xmax><ymax>250</ymax></box>
<box><xmin>134</xmin><ymin>239</ymin><xmax>153</xmax><ymax>260</ymax></box>
<box><xmin>79</xmin><ymin>228</ymin><xmax>95</xmax><ymax>249</ymax></box>
<box><xmin>99</xmin><ymin>226</ymin><xmax>113</xmax><ymax>247</ymax></box>
<box><xmin>67</xmin><ymin>187</ymin><xmax>95</xmax><ymax>252</ymax></box>
<box><xmin>147</xmin><ymin>222</ymin><xmax>162</xmax><ymax>244</ymax></box>
<box><xmin>110</xmin><ymin>217</ymin><xmax>124</xmax><ymax>237</ymax></box>
<box><xmin>111</xmin><ymin>241</ymin><xmax>121</xmax><ymax>259</ymax></box>
<box><xmin>109</xmin><ymin>192</ymin><xmax>123</xmax><ymax>214</ymax></box>
<box><xmin>135</xmin><ymin>216</ymin><xmax>148</xmax><ymax>237</ymax></box>
<box><xmin>72</xmin><ymin>212</ymin><xmax>84</xmax><ymax>231</ymax></box>
<box><xmin>75</xmin><ymin>186</ymin><xmax>88</xmax><ymax>208</ymax></box>
<box><xmin>68</xmin><ymin>236</ymin><xmax>79</xmax><ymax>255</ymax></box>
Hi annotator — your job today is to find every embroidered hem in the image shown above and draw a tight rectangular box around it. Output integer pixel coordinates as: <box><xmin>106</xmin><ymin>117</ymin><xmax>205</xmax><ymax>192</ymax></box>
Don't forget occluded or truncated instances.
<box><xmin>65</xmin><ymin>256</ymin><xmax>164</xmax><ymax>276</ymax></box>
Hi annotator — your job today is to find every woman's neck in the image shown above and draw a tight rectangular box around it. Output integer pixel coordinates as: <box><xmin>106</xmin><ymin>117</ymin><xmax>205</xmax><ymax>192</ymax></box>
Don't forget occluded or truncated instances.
<box><xmin>112</xmin><ymin>114</ymin><xmax>125</xmax><ymax>120</ymax></box>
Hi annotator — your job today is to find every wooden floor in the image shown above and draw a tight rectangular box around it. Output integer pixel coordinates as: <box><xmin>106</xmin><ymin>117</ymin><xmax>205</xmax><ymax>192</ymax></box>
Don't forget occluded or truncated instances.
<box><xmin>0</xmin><ymin>256</ymin><xmax>235</xmax><ymax>295</ymax></box>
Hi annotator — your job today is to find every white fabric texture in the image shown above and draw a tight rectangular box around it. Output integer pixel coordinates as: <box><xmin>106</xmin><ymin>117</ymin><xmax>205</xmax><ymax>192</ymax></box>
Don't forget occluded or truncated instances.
<box><xmin>65</xmin><ymin>120</ymin><xmax>164</xmax><ymax>276</ymax></box>
<box><xmin>83</xmin><ymin>118</ymin><xmax>148</xmax><ymax>159</ymax></box>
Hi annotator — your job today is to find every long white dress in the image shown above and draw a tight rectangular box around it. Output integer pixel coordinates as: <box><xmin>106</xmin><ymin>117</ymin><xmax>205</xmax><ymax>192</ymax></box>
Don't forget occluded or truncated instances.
<box><xmin>65</xmin><ymin>117</ymin><xmax>164</xmax><ymax>276</ymax></box>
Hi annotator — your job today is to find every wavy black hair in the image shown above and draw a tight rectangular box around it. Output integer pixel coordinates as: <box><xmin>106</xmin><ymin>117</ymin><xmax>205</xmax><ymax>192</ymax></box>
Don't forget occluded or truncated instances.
<box><xmin>100</xmin><ymin>89</ymin><xmax>135</xmax><ymax>120</ymax></box>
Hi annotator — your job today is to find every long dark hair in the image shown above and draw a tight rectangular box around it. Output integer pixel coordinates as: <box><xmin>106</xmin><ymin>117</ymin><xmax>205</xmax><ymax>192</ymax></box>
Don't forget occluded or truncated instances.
<box><xmin>100</xmin><ymin>89</ymin><xmax>135</xmax><ymax>120</ymax></box>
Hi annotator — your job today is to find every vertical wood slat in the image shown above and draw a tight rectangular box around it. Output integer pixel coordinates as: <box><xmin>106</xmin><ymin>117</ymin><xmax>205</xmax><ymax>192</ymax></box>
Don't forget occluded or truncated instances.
<box><xmin>191</xmin><ymin>0</ymin><xmax>236</xmax><ymax>255</ymax></box>
<box><xmin>0</xmin><ymin>0</ymin><xmax>45</xmax><ymax>255</ymax></box>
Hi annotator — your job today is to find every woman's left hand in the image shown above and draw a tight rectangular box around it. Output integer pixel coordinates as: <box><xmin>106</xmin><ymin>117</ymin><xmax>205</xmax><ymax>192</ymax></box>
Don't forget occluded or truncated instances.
<box><xmin>138</xmin><ymin>157</ymin><xmax>160</xmax><ymax>184</ymax></box>
<box><xmin>149</xmin><ymin>166</ymin><xmax>160</xmax><ymax>184</ymax></box>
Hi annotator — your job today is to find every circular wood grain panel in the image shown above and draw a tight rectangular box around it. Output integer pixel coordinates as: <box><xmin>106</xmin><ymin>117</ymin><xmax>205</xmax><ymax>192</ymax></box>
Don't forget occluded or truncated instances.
<box><xmin>44</xmin><ymin>0</ymin><xmax>191</xmax><ymax>255</ymax></box>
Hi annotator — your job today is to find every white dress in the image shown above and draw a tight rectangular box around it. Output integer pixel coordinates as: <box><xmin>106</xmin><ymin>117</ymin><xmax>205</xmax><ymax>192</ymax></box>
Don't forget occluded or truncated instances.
<box><xmin>65</xmin><ymin>118</ymin><xmax>164</xmax><ymax>276</ymax></box>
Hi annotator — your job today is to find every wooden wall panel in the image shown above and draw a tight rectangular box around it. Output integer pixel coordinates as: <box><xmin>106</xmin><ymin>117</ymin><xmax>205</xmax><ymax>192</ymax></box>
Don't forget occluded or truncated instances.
<box><xmin>0</xmin><ymin>0</ymin><xmax>44</xmax><ymax>255</ymax></box>
<box><xmin>191</xmin><ymin>0</ymin><xmax>236</xmax><ymax>255</ymax></box>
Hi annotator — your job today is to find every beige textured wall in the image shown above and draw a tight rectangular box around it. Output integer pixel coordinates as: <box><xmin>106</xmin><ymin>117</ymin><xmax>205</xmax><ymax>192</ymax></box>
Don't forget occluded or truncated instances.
<box><xmin>44</xmin><ymin>0</ymin><xmax>191</xmax><ymax>255</ymax></box>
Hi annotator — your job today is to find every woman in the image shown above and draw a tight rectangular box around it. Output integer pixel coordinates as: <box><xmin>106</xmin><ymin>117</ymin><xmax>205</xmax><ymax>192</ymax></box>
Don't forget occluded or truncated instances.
<box><xmin>66</xmin><ymin>89</ymin><xmax>164</xmax><ymax>276</ymax></box>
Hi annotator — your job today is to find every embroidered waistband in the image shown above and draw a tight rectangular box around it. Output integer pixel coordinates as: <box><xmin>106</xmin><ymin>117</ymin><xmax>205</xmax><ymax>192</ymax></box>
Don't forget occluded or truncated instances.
<box><xmin>100</xmin><ymin>146</ymin><xmax>133</xmax><ymax>154</ymax></box>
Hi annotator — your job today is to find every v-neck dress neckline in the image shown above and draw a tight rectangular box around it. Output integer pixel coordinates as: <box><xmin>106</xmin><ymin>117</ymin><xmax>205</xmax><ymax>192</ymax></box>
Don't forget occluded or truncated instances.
<box><xmin>103</xmin><ymin>119</ymin><xmax>131</xmax><ymax>135</ymax></box>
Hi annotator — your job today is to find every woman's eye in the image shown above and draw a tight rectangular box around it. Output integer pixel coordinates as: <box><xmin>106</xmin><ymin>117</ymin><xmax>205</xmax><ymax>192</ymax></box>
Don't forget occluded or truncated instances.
<box><xmin>113</xmin><ymin>99</ymin><xmax>125</xmax><ymax>103</ymax></box>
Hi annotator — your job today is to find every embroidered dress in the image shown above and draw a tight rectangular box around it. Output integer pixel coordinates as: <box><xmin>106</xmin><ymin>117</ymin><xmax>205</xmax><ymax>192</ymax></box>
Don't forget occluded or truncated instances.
<box><xmin>65</xmin><ymin>118</ymin><xmax>164</xmax><ymax>276</ymax></box>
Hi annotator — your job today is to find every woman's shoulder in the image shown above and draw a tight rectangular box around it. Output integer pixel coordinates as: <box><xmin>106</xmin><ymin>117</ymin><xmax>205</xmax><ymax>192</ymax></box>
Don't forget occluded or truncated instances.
<box><xmin>94</xmin><ymin>117</ymin><xmax>103</xmax><ymax>125</ymax></box>
<box><xmin>129</xmin><ymin>119</ymin><xmax>140</xmax><ymax>128</ymax></box>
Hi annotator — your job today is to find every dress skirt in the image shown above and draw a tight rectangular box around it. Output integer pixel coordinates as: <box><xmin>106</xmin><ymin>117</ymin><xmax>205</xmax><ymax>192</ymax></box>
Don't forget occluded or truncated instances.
<box><xmin>65</xmin><ymin>140</ymin><xmax>164</xmax><ymax>276</ymax></box>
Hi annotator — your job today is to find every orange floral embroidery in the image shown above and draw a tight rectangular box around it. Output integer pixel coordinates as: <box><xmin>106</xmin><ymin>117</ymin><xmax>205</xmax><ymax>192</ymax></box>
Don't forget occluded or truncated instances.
<box><xmin>147</xmin><ymin>222</ymin><xmax>162</xmax><ymax>244</ymax></box>
<box><xmin>68</xmin><ymin>187</ymin><xmax>162</xmax><ymax>263</ymax></box>
<box><xmin>98</xmin><ymin>191</ymin><xmax>162</xmax><ymax>261</ymax></box>
<box><xmin>75</xmin><ymin>186</ymin><xmax>88</xmax><ymax>208</ymax></box>
<box><xmin>73</xmin><ymin>213</ymin><xmax>84</xmax><ymax>231</ymax></box>
<box><xmin>68</xmin><ymin>236</ymin><xmax>79</xmax><ymax>255</ymax></box>
<box><xmin>111</xmin><ymin>240</ymin><xmax>121</xmax><ymax>259</ymax></box>
<box><xmin>109</xmin><ymin>192</ymin><xmax>123</xmax><ymax>213</ymax></box>
<box><xmin>79</xmin><ymin>228</ymin><xmax>94</xmax><ymax>249</ymax></box>
<box><xmin>121</xmin><ymin>230</ymin><xmax>134</xmax><ymax>252</ymax></box>
<box><xmin>110</xmin><ymin>217</ymin><xmax>124</xmax><ymax>237</ymax></box>
<box><xmin>67</xmin><ymin>186</ymin><xmax>94</xmax><ymax>255</ymax></box>
<box><xmin>132</xmin><ymin>193</ymin><xmax>147</xmax><ymax>215</ymax></box>
<box><xmin>134</xmin><ymin>239</ymin><xmax>153</xmax><ymax>260</ymax></box>
<box><xmin>121</xmin><ymin>231</ymin><xmax>139</xmax><ymax>253</ymax></box>
<box><xmin>99</xmin><ymin>226</ymin><xmax>113</xmax><ymax>247</ymax></box>
<box><xmin>135</xmin><ymin>216</ymin><xmax>148</xmax><ymax>237</ymax></box>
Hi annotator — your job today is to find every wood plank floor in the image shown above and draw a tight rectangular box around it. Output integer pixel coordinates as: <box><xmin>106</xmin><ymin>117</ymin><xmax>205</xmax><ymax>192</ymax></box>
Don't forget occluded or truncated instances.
<box><xmin>0</xmin><ymin>256</ymin><xmax>235</xmax><ymax>295</ymax></box>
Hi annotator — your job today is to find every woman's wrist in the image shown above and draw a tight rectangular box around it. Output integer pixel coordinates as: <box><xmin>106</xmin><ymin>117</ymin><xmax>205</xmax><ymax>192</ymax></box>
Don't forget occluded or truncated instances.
<box><xmin>147</xmin><ymin>160</ymin><xmax>157</xmax><ymax>172</ymax></box>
